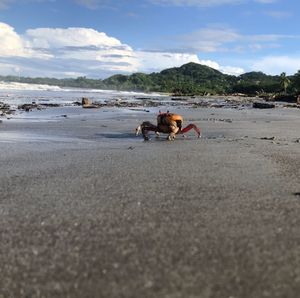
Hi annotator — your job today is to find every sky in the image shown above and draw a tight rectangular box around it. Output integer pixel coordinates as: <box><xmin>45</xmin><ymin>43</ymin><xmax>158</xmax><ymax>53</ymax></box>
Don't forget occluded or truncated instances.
<box><xmin>0</xmin><ymin>0</ymin><xmax>299</xmax><ymax>78</ymax></box>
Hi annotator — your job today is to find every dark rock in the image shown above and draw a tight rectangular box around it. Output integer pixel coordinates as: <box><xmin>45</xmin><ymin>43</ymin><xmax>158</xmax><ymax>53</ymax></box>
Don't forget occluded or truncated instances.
<box><xmin>260</xmin><ymin>137</ymin><xmax>276</xmax><ymax>140</ymax></box>
<box><xmin>40</xmin><ymin>103</ymin><xmax>61</xmax><ymax>107</ymax></box>
<box><xmin>82</xmin><ymin>104</ymin><xmax>101</xmax><ymax>109</ymax></box>
<box><xmin>18</xmin><ymin>103</ymin><xmax>39</xmax><ymax>111</ymax></box>
<box><xmin>253</xmin><ymin>102</ymin><xmax>275</xmax><ymax>109</ymax></box>
<box><xmin>273</xmin><ymin>95</ymin><xmax>297</xmax><ymax>103</ymax></box>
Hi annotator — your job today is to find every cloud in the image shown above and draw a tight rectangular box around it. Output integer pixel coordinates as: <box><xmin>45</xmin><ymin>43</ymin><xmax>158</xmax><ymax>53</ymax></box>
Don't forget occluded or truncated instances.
<box><xmin>198</xmin><ymin>59</ymin><xmax>244</xmax><ymax>75</ymax></box>
<box><xmin>0</xmin><ymin>23</ymin><xmax>139</xmax><ymax>77</ymax></box>
<box><xmin>0</xmin><ymin>21</ymin><xmax>245</xmax><ymax>78</ymax></box>
<box><xmin>74</xmin><ymin>0</ymin><xmax>101</xmax><ymax>9</ymax></box>
<box><xmin>73</xmin><ymin>0</ymin><xmax>246</xmax><ymax>9</ymax></box>
<box><xmin>0</xmin><ymin>0</ymin><xmax>280</xmax><ymax>10</ymax></box>
<box><xmin>264</xmin><ymin>10</ymin><xmax>292</xmax><ymax>19</ymax></box>
<box><xmin>0</xmin><ymin>0</ymin><xmax>14</xmax><ymax>9</ymax></box>
<box><xmin>180</xmin><ymin>27</ymin><xmax>239</xmax><ymax>52</ymax></box>
<box><xmin>135</xmin><ymin>51</ymin><xmax>201</xmax><ymax>72</ymax></box>
<box><xmin>251</xmin><ymin>55</ymin><xmax>300</xmax><ymax>75</ymax></box>
<box><xmin>176</xmin><ymin>26</ymin><xmax>297</xmax><ymax>53</ymax></box>
<box><xmin>0</xmin><ymin>0</ymin><xmax>53</xmax><ymax>9</ymax></box>
<box><xmin>135</xmin><ymin>51</ymin><xmax>244</xmax><ymax>75</ymax></box>
<box><xmin>220</xmin><ymin>65</ymin><xmax>245</xmax><ymax>75</ymax></box>
<box><xmin>0</xmin><ymin>22</ymin><xmax>31</xmax><ymax>57</ymax></box>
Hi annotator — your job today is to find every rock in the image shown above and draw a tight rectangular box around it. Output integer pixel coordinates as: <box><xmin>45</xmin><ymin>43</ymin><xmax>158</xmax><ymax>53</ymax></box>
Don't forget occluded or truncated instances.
<box><xmin>253</xmin><ymin>102</ymin><xmax>275</xmax><ymax>109</ymax></box>
<box><xmin>1</xmin><ymin>102</ymin><xmax>16</xmax><ymax>116</ymax></box>
<box><xmin>40</xmin><ymin>103</ymin><xmax>61</xmax><ymax>107</ymax></box>
<box><xmin>260</xmin><ymin>137</ymin><xmax>276</xmax><ymax>140</ymax></box>
<box><xmin>82</xmin><ymin>104</ymin><xmax>100</xmax><ymax>109</ymax></box>
<box><xmin>82</xmin><ymin>97</ymin><xmax>92</xmax><ymax>107</ymax></box>
<box><xmin>18</xmin><ymin>103</ymin><xmax>41</xmax><ymax>111</ymax></box>
<box><xmin>274</xmin><ymin>94</ymin><xmax>297</xmax><ymax>103</ymax></box>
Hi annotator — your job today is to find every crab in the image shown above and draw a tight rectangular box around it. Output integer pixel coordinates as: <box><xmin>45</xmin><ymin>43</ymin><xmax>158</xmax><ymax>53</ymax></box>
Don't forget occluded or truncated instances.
<box><xmin>135</xmin><ymin>111</ymin><xmax>201</xmax><ymax>141</ymax></box>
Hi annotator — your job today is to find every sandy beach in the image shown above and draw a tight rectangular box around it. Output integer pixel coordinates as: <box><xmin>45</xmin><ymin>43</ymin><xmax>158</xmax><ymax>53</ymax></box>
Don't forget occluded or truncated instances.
<box><xmin>0</xmin><ymin>103</ymin><xmax>300</xmax><ymax>297</ymax></box>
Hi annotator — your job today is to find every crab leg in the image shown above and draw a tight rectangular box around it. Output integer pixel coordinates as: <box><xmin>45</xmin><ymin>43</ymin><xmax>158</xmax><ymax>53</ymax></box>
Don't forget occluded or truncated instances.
<box><xmin>180</xmin><ymin>124</ymin><xmax>201</xmax><ymax>138</ymax></box>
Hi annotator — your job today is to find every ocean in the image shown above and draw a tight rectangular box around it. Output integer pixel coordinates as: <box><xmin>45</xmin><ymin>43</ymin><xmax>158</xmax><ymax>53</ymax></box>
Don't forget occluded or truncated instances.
<box><xmin>0</xmin><ymin>81</ymin><xmax>165</xmax><ymax>108</ymax></box>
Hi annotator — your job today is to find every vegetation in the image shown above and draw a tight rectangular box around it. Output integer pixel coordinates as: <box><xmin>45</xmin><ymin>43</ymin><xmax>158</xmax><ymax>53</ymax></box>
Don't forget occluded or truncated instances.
<box><xmin>1</xmin><ymin>62</ymin><xmax>300</xmax><ymax>99</ymax></box>
<box><xmin>279</xmin><ymin>72</ymin><xmax>291</xmax><ymax>95</ymax></box>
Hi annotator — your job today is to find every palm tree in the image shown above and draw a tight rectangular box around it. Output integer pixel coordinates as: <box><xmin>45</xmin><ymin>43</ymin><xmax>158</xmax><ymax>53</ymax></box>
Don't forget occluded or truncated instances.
<box><xmin>280</xmin><ymin>72</ymin><xmax>291</xmax><ymax>95</ymax></box>
<box><xmin>294</xmin><ymin>70</ymin><xmax>300</xmax><ymax>90</ymax></box>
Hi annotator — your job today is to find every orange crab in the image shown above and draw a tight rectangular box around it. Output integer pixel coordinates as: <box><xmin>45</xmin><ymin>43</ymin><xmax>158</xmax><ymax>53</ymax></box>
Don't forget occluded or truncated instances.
<box><xmin>136</xmin><ymin>111</ymin><xmax>201</xmax><ymax>141</ymax></box>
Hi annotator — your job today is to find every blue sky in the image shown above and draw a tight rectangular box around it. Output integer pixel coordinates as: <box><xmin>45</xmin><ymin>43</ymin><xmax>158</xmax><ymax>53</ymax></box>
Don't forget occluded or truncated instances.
<box><xmin>0</xmin><ymin>0</ymin><xmax>299</xmax><ymax>78</ymax></box>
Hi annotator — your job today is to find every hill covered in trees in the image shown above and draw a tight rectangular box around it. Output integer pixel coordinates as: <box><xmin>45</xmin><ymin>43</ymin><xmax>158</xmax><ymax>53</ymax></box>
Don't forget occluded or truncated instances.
<box><xmin>1</xmin><ymin>62</ymin><xmax>300</xmax><ymax>97</ymax></box>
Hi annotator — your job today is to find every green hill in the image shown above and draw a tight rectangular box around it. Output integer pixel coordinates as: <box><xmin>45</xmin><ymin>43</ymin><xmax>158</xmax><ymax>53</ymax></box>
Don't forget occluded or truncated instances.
<box><xmin>231</xmin><ymin>71</ymin><xmax>281</xmax><ymax>94</ymax></box>
<box><xmin>1</xmin><ymin>62</ymin><xmax>300</xmax><ymax>96</ymax></box>
<box><xmin>103</xmin><ymin>62</ymin><xmax>233</xmax><ymax>95</ymax></box>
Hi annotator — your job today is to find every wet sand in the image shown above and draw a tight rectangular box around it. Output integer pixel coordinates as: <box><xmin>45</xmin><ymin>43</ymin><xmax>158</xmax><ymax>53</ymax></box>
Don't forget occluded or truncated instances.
<box><xmin>0</xmin><ymin>106</ymin><xmax>300</xmax><ymax>298</ymax></box>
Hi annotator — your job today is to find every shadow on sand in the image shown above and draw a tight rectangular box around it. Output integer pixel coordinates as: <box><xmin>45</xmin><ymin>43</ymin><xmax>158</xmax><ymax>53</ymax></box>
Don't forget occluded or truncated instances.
<box><xmin>95</xmin><ymin>132</ymin><xmax>201</xmax><ymax>142</ymax></box>
<box><xmin>95</xmin><ymin>133</ymin><xmax>137</xmax><ymax>139</ymax></box>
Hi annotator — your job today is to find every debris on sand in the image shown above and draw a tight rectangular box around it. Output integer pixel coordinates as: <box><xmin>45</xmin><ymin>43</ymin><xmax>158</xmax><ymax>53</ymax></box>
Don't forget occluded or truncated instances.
<box><xmin>260</xmin><ymin>137</ymin><xmax>276</xmax><ymax>141</ymax></box>
<box><xmin>1</xmin><ymin>102</ymin><xmax>15</xmax><ymax>117</ymax></box>
<box><xmin>18</xmin><ymin>103</ymin><xmax>62</xmax><ymax>111</ymax></box>
<box><xmin>253</xmin><ymin>102</ymin><xmax>275</xmax><ymax>109</ymax></box>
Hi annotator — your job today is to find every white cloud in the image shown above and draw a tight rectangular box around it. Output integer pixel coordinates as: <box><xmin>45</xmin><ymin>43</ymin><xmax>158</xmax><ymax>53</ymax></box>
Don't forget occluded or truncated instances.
<box><xmin>135</xmin><ymin>51</ymin><xmax>201</xmax><ymax>72</ymax></box>
<box><xmin>252</xmin><ymin>55</ymin><xmax>300</xmax><ymax>75</ymax></box>
<box><xmin>199</xmin><ymin>59</ymin><xmax>244</xmax><ymax>75</ymax></box>
<box><xmin>0</xmin><ymin>22</ymin><xmax>30</xmax><ymax>57</ymax></box>
<box><xmin>0</xmin><ymin>21</ymin><xmax>245</xmax><ymax>78</ymax></box>
<box><xmin>25</xmin><ymin>27</ymin><xmax>123</xmax><ymax>48</ymax></box>
<box><xmin>177</xmin><ymin>26</ymin><xmax>297</xmax><ymax>53</ymax></box>
<box><xmin>180</xmin><ymin>27</ymin><xmax>239</xmax><ymax>52</ymax></box>
<box><xmin>135</xmin><ymin>52</ymin><xmax>244</xmax><ymax>76</ymax></box>
<box><xmin>0</xmin><ymin>23</ymin><xmax>140</xmax><ymax>77</ymax></box>
<box><xmin>220</xmin><ymin>65</ymin><xmax>245</xmax><ymax>75</ymax></box>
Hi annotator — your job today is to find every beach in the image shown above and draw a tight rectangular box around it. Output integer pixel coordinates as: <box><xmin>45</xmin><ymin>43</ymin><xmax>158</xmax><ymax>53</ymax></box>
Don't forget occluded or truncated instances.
<box><xmin>1</xmin><ymin>97</ymin><xmax>300</xmax><ymax>297</ymax></box>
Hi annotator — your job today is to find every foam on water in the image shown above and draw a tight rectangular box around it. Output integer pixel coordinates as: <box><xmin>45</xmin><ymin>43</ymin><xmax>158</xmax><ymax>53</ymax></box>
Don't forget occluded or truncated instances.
<box><xmin>0</xmin><ymin>81</ymin><xmax>165</xmax><ymax>107</ymax></box>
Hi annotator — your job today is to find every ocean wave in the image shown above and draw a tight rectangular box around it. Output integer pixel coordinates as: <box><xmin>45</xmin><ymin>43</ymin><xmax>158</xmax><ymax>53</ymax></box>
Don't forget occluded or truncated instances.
<box><xmin>0</xmin><ymin>81</ymin><xmax>65</xmax><ymax>92</ymax></box>
<box><xmin>0</xmin><ymin>81</ymin><xmax>165</xmax><ymax>97</ymax></box>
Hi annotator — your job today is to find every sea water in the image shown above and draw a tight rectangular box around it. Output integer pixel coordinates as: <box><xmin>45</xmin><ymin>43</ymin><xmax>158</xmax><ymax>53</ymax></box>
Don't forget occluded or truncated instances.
<box><xmin>0</xmin><ymin>81</ymin><xmax>165</xmax><ymax>108</ymax></box>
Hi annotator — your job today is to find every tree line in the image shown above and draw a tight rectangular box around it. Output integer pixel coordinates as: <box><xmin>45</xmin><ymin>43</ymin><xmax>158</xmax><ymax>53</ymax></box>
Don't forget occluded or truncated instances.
<box><xmin>1</xmin><ymin>63</ymin><xmax>300</xmax><ymax>98</ymax></box>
